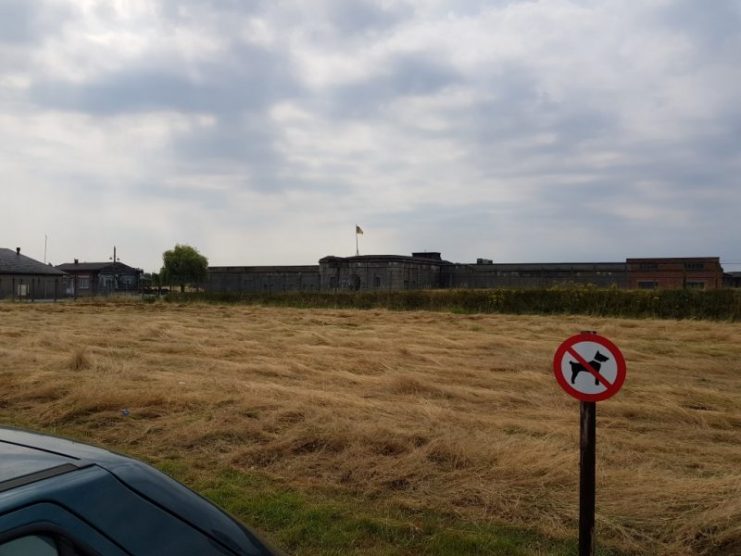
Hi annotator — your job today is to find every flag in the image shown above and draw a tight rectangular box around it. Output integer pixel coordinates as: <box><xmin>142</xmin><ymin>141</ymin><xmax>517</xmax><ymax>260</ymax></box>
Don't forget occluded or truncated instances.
<box><xmin>356</xmin><ymin>225</ymin><xmax>364</xmax><ymax>235</ymax></box>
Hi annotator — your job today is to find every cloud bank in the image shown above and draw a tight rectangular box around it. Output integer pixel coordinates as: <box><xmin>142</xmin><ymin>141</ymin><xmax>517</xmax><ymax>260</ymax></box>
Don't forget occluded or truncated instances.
<box><xmin>1</xmin><ymin>0</ymin><xmax>739</xmax><ymax>271</ymax></box>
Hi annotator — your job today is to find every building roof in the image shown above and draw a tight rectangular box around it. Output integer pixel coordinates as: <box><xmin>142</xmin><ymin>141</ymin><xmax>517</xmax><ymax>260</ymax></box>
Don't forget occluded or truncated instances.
<box><xmin>0</xmin><ymin>248</ymin><xmax>66</xmax><ymax>276</ymax></box>
<box><xmin>319</xmin><ymin>254</ymin><xmax>452</xmax><ymax>265</ymax></box>
<box><xmin>56</xmin><ymin>261</ymin><xmax>138</xmax><ymax>273</ymax></box>
<box><xmin>209</xmin><ymin>265</ymin><xmax>319</xmax><ymax>273</ymax></box>
<box><xmin>626</xmin><ymin>257</ymin><xmax>720</xmax><ymax>263</ymax></box>
<box><xmin>463</xmin><ymin>262</ymin><xmax>626</xmax><ymax>271</ymax></box>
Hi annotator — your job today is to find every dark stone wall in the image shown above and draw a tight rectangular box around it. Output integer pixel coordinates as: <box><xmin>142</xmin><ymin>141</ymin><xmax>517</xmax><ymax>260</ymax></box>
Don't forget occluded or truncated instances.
<box><xmin>209</xmin><ymin>257</ymin><xmax>741</xmax><ymax>294</ymax></box>
<box><xmin>319</xmin><ymin>256</ymin><xmax>441</xmax><ymax>291</ymax></box>
<box><xmin>207</xmin><ymin>266</ymin><xmax>320</xmax><ymax>293</ymax></box>
<box><xmin>442</xmin><ymin>263</ymin><xmax>628</xmax><ymax>289</ymax></box>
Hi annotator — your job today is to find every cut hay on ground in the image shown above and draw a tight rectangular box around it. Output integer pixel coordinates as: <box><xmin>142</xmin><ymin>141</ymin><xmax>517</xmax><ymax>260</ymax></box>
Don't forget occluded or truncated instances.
<box><xmin>0</xmin><ymin>301</ymin><xmax>739</xmax><ymax>555</ymax></box>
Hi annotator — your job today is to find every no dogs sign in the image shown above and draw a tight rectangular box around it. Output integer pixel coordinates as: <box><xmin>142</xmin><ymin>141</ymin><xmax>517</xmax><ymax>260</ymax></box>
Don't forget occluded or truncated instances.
<box><xmin>553</xmin><ymin>333</ymin><xmax>626</xmax><ymax>402</ymax></box>
<box><xmin>554</xmin><ymin>333</ymin><xmax>627</xmax><ymax>555</ymax></box>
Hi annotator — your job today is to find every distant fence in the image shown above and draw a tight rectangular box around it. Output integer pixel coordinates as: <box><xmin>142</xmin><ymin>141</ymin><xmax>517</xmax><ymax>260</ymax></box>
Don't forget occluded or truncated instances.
<box><xmin>163</xmin><ymin>288</ymin><xmax>741</xmax><ymax>321</ymax></box>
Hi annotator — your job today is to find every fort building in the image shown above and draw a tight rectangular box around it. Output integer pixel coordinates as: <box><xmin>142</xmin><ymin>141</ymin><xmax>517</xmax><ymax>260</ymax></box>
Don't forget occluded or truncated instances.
<box><xmin>206</xmin><ymin>253</ymin><xmax>725</xmax><ymax>293</ymax></box>
<box><xmin>319</xmin><ymin>252</ymin><xmax>446</xmax><ymax>291</ymax></box>
<box><xmin>207</xmin><ymin>265</ymin><xmax>320</xmax><ymax>293</ymax></box>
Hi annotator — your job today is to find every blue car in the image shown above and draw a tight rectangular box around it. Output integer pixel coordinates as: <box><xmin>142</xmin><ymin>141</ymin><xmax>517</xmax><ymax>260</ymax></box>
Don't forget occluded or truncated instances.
<box><xmin>0</xmin><ymin>428</ymin><xmax>282</xmax><ymax>555</ymax></box>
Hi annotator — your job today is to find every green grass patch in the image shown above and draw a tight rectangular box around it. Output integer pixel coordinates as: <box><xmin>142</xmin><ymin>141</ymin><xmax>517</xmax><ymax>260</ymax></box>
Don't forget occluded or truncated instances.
<box><xmin>156</xmin><ymin>461</ymin><xmax>625</xmax><ymax>556</ymax></box>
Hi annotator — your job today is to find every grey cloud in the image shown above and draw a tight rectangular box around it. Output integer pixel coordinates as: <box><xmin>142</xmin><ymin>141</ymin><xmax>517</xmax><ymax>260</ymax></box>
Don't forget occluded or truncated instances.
<box><xmin>0</xmin><ymin>0</ymin><xmax>35</xmax><ymax>43</ymax></box>
<box><xmin>0</xmin><ymin>0</ymin><xmax>70</xmax><ymax>43</ymax></box>
<box><xmin>169</xmin><ymin>114</ymin><xmax>349</xmax><ymax>195</ymax></box>
<box><xmin>409</xmin><ymin>0</ymin><xmax>537</xmax><ymax>18</ymax></box>
<box><xmin>324</xmin><ymin>53</ymin><xmax>462</xmax><ymax>119</ymax></box>
<box><xmin>156</xmin><ymin>0</ymin><xmax>267</xmax><ymax>26</ymax></box>
<box><xmin>30</xmin><ymin>41</ymin><xmax>300</xmax><ymax>116</ymax></box>
<box><xmin>368</xmin><ymin>199</ymin><xmax>632</xmax><ymax>263</ymax></box>
<box><xmin>131</xmin><ymin>181</ymin><xmax>228</xmax><ymax>210</ymax></box>
<box><xmin>424</xmin><ymin>68</ymin><xmax>618</xmax><ymax>177</ymax></box>
<box><xmin>170</xmin><ymin>116</ymin><xmax>288</xmax><ymax>191</ymax></box>
<box><xmin>2</xmin><ymin>0</ymin><xmax>739</xmax><ymax>270</ymax></box>
<box><xmin>653</xmin><ymin>0</ymin><xmax>741</xmax><ymax>50</ymax></box>
<box><xmin>389</xmin><ymin>56</ymin><xmax>462</xmax><ymax>96</ymax></box>
<box><xmin>327</xmin><ymin>1</ymin><xmax>410</xmax><ymax>35</ymax></box>
<box><xmin>703</xmin><ymin>117</ymin><xmax>741</xmax><ymax>156</ymax></box>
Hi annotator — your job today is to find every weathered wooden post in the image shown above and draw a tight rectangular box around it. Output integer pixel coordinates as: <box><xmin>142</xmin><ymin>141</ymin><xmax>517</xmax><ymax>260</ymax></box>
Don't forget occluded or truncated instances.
<box><xmin>579</xmin><ymin>399</ymin><xmax>596</xmax><ymax>555</ymax></box>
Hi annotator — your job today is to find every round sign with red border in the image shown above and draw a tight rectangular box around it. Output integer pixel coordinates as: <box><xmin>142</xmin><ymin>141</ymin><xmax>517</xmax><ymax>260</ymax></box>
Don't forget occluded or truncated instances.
<box><xmin>553</xmin><ymin>333</ymin><xmax>626</xmax><ymax>402</ymax></box>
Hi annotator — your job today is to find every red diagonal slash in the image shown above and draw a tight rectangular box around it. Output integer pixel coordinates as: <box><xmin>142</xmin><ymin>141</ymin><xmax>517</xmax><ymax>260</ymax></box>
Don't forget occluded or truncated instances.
<box><xmin>567</xmin><ymin>347</ymin><xmax>612</xmax><ymax>389</ymax></box>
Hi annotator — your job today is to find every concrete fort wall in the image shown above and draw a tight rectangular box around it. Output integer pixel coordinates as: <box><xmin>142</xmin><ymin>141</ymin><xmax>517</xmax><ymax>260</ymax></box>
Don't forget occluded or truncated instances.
<box><xmin>444</xmin><ymin>263</ymin><xmax>628</xmax><ymax>289</ymax></box>
<box><xmin>205</xmin><ymin>255</ymin><xmax>730</xmax><ymax>293</ymax></box>
<box><xmin>319</xmin><ymin>256</ymin><xmax>442</xmax><ymax>291</ymax></box>
<box><xmin>206</xmin><ymin>260</ymin><xmax>627</xmax><ymax>293</ymax></box>
<box><xmin>207</xmin><ymin>266</ymin><xmax>320</xmax><ymax>293</ymax></box>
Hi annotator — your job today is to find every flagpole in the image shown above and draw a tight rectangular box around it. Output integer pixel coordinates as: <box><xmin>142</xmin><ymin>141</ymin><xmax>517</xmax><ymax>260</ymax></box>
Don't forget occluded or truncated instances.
<box><xmin>355</xmin><ymin>227</ymin><xmax>359</xmax><ymax>256</ymax></box>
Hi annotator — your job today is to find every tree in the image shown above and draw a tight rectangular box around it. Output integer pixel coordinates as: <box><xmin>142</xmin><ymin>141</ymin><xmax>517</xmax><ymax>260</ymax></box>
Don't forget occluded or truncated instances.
<box><xmin>161</xmin><ymin>244</ymin><xmax>208</xmax><ymax>293</ymax></box>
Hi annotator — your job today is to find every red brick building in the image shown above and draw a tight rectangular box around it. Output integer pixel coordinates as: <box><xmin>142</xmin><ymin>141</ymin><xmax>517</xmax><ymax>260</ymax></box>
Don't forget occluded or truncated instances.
<box><xmin>626</xmin><ymin>257</ymin><xmax>723</xmax><ymax>290</ymax></box>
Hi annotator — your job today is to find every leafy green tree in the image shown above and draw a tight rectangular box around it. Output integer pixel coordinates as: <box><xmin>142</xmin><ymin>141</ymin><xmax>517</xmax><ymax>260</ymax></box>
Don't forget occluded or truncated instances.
<box><xmin>161</xmin><ymin>244</ymin><xmax>208</xmax><ymax>293</ymax></box>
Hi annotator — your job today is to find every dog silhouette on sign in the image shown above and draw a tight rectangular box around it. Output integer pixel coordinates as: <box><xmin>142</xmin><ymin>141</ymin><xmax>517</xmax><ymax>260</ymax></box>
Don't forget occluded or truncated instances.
<box><xmin>569</xmin><ymin>351</ymin><xmax>609</xmax><ymax>386</ymax></box>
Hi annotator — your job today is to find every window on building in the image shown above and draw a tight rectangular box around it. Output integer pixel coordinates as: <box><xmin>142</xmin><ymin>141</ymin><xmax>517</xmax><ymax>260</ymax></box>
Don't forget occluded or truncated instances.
<box><xmin>686</xmin><ymin>281</ymin><xmax>705</xmax><ymax>289</ymax></box>
<box><xmin>638</xmin><ymin>281</ymin><xmax>658</xmax><ymax>289</ymax></box>
<box><xmin>684</xmin><ymin>263</ymin><xmax>705</xmax><ymax>271</ymax></box>
<box><xmin>329</xmin><ymin>276</ymin><xmax>338</xmax><ymax>288</ymax></box>
<box><xmin>639</xmin><ymin>263</ymin><xmax>658</xmax><ymax>271</ymax></box>
<box><xmin>351</xmin><ymin>275</ymin><xmax>361</xmax><ymax>290</ymax></box>
<box><xmin>374</xmin><ymin>276</ymin><xmax>381</xmax><ymax>288</ymax></box>
<box><xmin>77</xmin><ymin>274</ymin><xmax>90</xmax><ymax>290</ymax></box>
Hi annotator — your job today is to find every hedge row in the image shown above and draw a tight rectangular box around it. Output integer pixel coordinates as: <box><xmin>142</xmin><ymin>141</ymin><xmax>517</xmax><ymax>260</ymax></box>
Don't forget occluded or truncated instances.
<box><xmin>162</xmin><ymin>288</ymin><xmax>741</xmax><ymax>321</ymax></box>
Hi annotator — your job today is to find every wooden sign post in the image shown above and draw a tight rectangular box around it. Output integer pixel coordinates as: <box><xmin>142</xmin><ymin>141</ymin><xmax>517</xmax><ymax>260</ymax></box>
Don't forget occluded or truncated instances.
<box><xmin>579</xmin><ymin>399</ymin><xmax>596</xmax><ymax>555</ymax></box>
<box><xmin>553</xmin><ymin>332</ymin><xmax>627</xmax><ymax>556</ymax></box>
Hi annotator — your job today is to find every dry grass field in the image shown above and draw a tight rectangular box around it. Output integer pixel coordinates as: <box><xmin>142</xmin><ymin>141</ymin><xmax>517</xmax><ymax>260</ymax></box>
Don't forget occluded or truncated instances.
<box><xmin>0</xmin><ymin>300</ymin><xmax>739</xmax><ymax>555</ymax></box>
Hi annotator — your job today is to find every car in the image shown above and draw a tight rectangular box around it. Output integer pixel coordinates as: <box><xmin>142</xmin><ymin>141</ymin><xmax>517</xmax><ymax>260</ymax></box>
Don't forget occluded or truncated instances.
<box><xmin>0</xmin><ymin>427</ymin><xmax>283</xmax><ymax>555</ymax></box>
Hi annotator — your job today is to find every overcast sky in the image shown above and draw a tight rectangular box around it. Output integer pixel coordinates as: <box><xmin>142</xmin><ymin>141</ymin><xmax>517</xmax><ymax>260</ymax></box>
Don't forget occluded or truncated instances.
<box><xmin>1</xmin><ymin>0</ymin><xmax>739</xmax><ymax>272</ymax></box>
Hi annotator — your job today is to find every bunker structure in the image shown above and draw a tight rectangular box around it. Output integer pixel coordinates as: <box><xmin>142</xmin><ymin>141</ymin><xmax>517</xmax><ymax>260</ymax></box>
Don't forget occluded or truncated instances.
<box><xmin>206</xmin><ymin>253</ymin><xmax>726</xmax><ymax>293</ymax></box>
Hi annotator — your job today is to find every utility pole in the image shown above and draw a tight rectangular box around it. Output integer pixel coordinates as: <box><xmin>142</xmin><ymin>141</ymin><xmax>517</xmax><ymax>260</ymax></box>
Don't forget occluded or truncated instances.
<box><xmin>355</xmin><ymin>225</ymin><xmax>363</xmax><ymax>256</ymax></box>
<box><xmin>110</xmin><ymin>246</ymin><xmax>119</xmax><ymax>295</ymax></box>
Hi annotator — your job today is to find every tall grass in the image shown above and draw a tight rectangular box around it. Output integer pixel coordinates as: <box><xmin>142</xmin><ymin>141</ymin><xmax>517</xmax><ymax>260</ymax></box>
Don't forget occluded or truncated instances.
<box><xmin>1</xmin><ymin>302</ymin><xmax>739</xmax><ymax>554</ymax></box>
<box><xmin>166</xmin><ymin>288</ymin><xmax>741</xmax><ymax>321</ymax></box>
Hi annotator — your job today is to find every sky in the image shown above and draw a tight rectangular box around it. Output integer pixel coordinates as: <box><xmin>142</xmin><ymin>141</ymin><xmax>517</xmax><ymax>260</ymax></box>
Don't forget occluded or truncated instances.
<box><xmin>1</xmin><ymin>0</ymin><xmax>740</xmax><ymax>273</ymax></box>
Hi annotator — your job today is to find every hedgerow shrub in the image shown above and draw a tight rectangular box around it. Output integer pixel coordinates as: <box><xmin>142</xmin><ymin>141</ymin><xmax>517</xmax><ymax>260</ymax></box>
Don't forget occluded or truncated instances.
<box><xmin>164</xmin><ymin>288</ymin><xmax>741</xmax><ymax>321</ymax></box>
